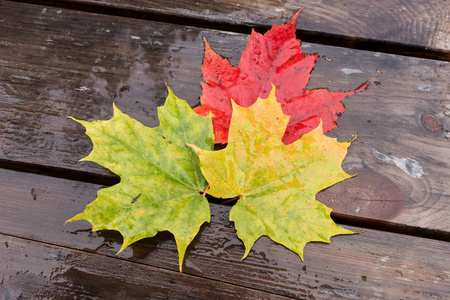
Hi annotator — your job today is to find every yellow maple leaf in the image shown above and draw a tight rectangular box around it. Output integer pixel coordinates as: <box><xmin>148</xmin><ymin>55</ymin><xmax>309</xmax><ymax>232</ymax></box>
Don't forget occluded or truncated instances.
<box><xmin>189</xmin><ymin>86</ymin><xmax>355</xmax><ymax>260</ymax></box>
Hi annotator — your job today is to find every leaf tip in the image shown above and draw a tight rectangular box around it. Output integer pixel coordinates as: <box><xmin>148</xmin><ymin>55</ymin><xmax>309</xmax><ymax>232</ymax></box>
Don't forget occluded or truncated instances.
<box><xmin>269</xmin><ymin>83</ymin><xmax>277</xmax><ymax>99</ymax></box>
<box><xmin>203</xmin><ymin>36</ymin><xmax>212</xmax><ymax>51</ymax></box>
<box><xmin>64</xmin><ymin>212</ymin><xmax>84</xmax><ymax>226</ymax></box>
<box><xmin>117</xmin><ymin>244</ymin><xmax>127</xmax><ymax>255</ymax></box>
<box><xmin>239</xmin><ymin>236</ymin><xmax>256</xmax><ymax>261</ymax></box>
<box><xmin>67</xmin><ymin>115</ymin><xmax>84</xmax><ymax>125</ymax></box>
<box><xmin>165</xmin><ymin>83</ymin><xmax>174</xmax><ymax>96</ymax></box>
<box><xmin>79</xmin><ymin>155</ymin><xmax>91</xmax><ymax>162</ymax></box>
<box><xmin>117</xmin><ymin>236</ymin><xmax>136</xmax><ymax>255</ymax></box>
<box><xmin>318</xmin><ymin>118</ymin><xmax>324</xmax><ymax>128</ymax></box>
<box><xmin>175</xmin><ymin>238</ymin><xmax>190</xmax><ymax>273</ymax></box>
<box><xmin>287</xmin><ymin>7</ymin><xmax>303</xmax><ymax>28</ymax></box>
<box><xmin>355</xmin><ymin>81</ymin><xmax>370</xmax><ymax>93</ymax></box>
<box><xmin>112</xmin><ymin>102</ymin><xmax>123</xmax><ymax>116</ymax></box>
<box><xmin>312</xmin><ymin>118</ymin><xmax>324</xmax><ymax>134</ymax></box>
<box><xmin>241</xmin><ymin>249</ymin><xmax>250</xmax><ymax>260</ymax></box>
<box><xmin>178</xmin><ymin>253</ymin><xmax>185</xmax><ymax>273</ymax></box>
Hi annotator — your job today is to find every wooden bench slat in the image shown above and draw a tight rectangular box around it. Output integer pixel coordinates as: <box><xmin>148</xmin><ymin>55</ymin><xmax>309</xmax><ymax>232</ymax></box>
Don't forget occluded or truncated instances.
<box><xmin>0</xmin><ymin>235</ymin><xmax>291</xmax><ymax>299</ymax></box>
<box><xmin>16</xmin><ymin>0</ymin><xmax>450</xmax><ymax>55</ymax></box>
<box><xmin>0</xmin><ymin>168</ymin><xmax>449</xmax><ymax>299</ymax></box>
<box><xmin>1</xmin><ymin>2</ymin><xmax>449</xmax><ymax>233</ymax></box>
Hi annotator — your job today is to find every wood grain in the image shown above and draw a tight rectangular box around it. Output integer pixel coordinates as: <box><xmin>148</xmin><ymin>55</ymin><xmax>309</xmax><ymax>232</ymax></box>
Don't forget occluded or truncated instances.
<box><xmin>0</xmin><ymin>2</ymin><xmax>449</xmax><ymax>233</ymax></box>
<box><xmin>0</xmin><ymin>168</ymin><xmax>449</xmax><ymax>299</ymax></box>
<box><xmin>11</xmin><ymin>0</ymin><xmax>450</xmax><ymax>57</ymax></box>
<box><xmin>0</xmin><ymin>235</ymin><xmax>291</xmax><ymax>299</ymax></box>
<box><xmin>1</xmin><ymin>1</ymin><xmax>448</xmax><ymax>299</ymax></box>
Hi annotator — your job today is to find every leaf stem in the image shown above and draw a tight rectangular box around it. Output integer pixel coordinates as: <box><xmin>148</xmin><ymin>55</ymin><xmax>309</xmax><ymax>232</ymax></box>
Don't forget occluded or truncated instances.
<box><xmin>203</xmin><ymin>184</ymin><xmax>210</xmax><ymax>196</ymax></box>
<box><xmin>221</xmin><ymin>195</ymin><xmax>241</xmax><ymax>204</ymax></box>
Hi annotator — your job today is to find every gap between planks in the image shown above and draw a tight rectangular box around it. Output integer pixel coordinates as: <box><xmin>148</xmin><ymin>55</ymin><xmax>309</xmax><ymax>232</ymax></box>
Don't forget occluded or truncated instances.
<box><xmin>0</xmin><ymin>233</ymin><xmax>293</xmax><ymax>299</ymax></box>
<box><xmin>1</xmin><ymin>170</ymin><xmax>449</xmax><ymax>298</ymax></box>
<box><xmin>0</xmin><ymin>160</ymin><xmax>449</xmax><ymax>242</ymax></box>
<box><xmin>3</xmin><ymin>2</ymin><xmax>446</xmax><ymax>239</ymax></box>
<box><xmin>6</xmin><ymin>0</ymin><xmax>450</xmax><ymax>61</ymax></box>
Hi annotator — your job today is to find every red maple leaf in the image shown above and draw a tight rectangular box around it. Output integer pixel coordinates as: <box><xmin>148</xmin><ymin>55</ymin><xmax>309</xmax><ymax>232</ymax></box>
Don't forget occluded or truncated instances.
<box><xmin>194</xmin><ymin>9</ymin><xmax>368</xmax><ymax>144</ymax></box>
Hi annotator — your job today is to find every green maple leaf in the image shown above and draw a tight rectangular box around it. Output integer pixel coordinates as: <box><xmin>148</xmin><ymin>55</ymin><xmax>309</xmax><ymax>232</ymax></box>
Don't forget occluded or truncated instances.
<box><xmin>189</xmin><ymin>87</ymin><xmax>355</xmax><ymax>260</ymax></box>
<box><xmin>65</xmin><ymin>87</ymin><xmax>214</xmax><ymax>271</ymax></box>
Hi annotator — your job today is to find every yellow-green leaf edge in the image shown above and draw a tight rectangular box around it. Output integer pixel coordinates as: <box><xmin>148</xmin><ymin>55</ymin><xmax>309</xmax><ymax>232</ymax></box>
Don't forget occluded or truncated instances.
<box><xmin>66</xmin><ymin>87</ymin><xmax>214</xmax><ymax>271</ymax></box>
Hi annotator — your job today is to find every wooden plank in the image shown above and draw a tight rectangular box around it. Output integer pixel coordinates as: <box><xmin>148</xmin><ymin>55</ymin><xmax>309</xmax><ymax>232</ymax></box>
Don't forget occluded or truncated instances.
<box><xmin>0</xmin><ymin>168</ymin><xmax>449</xmax><ymax>299</ymax></box>
<box><xmin>0</xmin><ymin>2</ymin><xmax>449</xmax><ymax>232</ymax></box>
<box><xmin>12</xmin><ymin>0</ymin><xmax>450</xmax><ymax>56</ymax></box>
<box><xmin>0</xmin><ymin>235</ymin><xmax>289</xmax><ymax>299</ymax></box>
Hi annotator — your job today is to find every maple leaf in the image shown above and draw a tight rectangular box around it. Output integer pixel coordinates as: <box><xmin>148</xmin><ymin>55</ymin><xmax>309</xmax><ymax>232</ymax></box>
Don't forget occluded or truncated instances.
<box><xmin>190</xmin><ymin>87</ymin><xmax>355</xmax><ymax>260</ymax></box>
<box><xmin>194</xmin><ymin>9</ymin><xmax>368</xmax><ymax>144</ymax></box>
<box><xmin>65</xmin><ymin>87</ymin><xmax>215</xmax><ymax>271</ymax></box>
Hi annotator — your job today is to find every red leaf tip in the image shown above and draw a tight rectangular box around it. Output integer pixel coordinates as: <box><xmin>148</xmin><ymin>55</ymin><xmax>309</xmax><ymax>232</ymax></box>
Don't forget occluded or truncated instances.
<box><xmin>355</xmin><ymin>81</ymin><xmax>370</xmax><ymax>93</ymax></box>
<box><xmin>203</xmin><ymin>36</ymin><xmax>212</xmax><ymax>51</ymax></box>
<box><xmin>287</xmin><ymin>7</ymin><xmax>303</xmax><ymax>28</ymax></box>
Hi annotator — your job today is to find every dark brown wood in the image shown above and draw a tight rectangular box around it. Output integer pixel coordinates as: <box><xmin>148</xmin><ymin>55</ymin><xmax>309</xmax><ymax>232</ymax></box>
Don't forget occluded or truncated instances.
<box><xmin>11</xmin><ymin>0</ymin><xmax>450</xmax><ymax>58</ymax></box>
<box><xmin>0</xmin><ymin>168</ymin><xmax>449</xmax><ymax>299</ymax></box>
<box><xmin>0</xmin><ymin>2</ymin><xmax>449</xmax><ymax>233</ymax></box>
<box><xmin>0</xmin><ymin>235</ymin><xmax>290</xmax><ymax>299</ymax></box>
<box><xmin>0</xmin><ymin>1</ymin><xmax>449</xmax><ymax>298</ymax></box>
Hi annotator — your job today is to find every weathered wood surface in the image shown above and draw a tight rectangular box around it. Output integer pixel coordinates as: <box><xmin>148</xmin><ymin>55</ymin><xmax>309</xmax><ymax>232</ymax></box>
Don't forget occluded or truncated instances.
<box><xmin>0</xmin><ymin>168</ymin><xmax>449</xmax><ymax>299</ymax></box>
<box><xmin>14</xmin><ymin>0</ymin><xmax>450</xmax><ymax>57</ymax></box>
<box><xmin>0</xmin><ymin>1</ymin><xmax>449</xmax><ymax>298</ymax></box>
<box><xmin>0</xmin><ymin>235</ymin><xmax>291</xmax><ymax>300</ymax></box>
<box><xmin>0</xmin><ymin>2</ymin><xmax>449</xmax><ymax>235</ymax></box>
